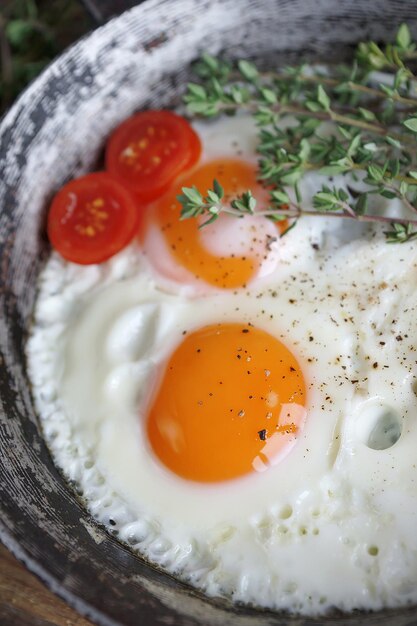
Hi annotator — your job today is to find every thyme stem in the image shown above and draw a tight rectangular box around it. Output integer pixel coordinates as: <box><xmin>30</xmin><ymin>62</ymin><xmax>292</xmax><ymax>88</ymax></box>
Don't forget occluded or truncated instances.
<box><xmin>217</xmin><ymin>101</ymin><xmax>415</xmax><ymax>145</ymax></box>
<box><xmin>253</xmin><ymin>72</ymin><xmax>417</xmax><ymax>108</ymax></box>
<box><xmin>197</xmin><ymin>203</ymin><xmax>417</xmax><ymax>227</ymax></box>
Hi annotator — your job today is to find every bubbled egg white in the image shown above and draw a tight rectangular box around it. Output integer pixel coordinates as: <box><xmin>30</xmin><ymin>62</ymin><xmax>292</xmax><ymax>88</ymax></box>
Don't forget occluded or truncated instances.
<box><xmin>27</xmin><ymin>116</ymin><xmax>417</xmax><ymax>615</ymax></box>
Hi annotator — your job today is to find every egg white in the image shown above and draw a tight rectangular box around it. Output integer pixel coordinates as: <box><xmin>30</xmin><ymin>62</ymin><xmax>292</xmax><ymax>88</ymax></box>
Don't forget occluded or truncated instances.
<box><xmin>27</xmin><ymin>116</ymin><xmax>417</xmax><ymax>615</ymax></box>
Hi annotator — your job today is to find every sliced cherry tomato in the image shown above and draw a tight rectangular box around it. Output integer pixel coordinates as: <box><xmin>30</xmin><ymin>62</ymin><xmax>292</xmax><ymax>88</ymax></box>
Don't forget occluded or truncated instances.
<box><xmin>105</xmin><ymin>110</ymin><xmax>201</xmax><ymax>202</ymax></box>
<box><xmin>47</xmin><ymin>172</ymin><xmax>139</xmax><ymax>265</ymax></box>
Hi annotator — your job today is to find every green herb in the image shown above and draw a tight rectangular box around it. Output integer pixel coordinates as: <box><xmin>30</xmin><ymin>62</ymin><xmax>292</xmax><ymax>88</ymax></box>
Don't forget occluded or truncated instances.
<box><xmin>180</xmin><ymin>24</ymin><xmax>417</xmax><ymax>243</ymax></box>
<box><xmin>0</xmin><ymin>0</ymin><xmax>91</xmax><ymax>115</ymax></box>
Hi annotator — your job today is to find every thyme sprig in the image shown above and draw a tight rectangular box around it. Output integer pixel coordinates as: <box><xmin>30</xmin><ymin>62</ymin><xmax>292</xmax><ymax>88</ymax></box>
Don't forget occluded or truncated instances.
<box><xmin>179</xmin><ymin>24</ymin><xmax>417</xmax><ymax>243</ymax></box>
<box><xmin>179</xmin><ymin>179</ymin><xmax>417</xmax><ymax>244</ymax></box>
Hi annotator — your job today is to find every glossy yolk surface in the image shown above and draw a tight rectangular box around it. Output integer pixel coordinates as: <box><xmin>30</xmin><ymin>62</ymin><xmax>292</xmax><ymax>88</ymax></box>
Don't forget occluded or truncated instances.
<box><xmin>146</xmin><ymin>323</ymin><xmax>306</xmax><ymax>482</ymax></box>
<box><xmin>141</xmin><ymin>159</ymin><xmax>278</xmax><ymax>289</ymax></box>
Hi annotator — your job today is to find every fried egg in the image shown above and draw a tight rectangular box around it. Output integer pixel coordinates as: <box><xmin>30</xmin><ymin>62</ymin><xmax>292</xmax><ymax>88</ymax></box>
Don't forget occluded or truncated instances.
<box><xmin>27</xmin><ymin>115</ymin><xmax>417</xmax><ymax>615</ymax></box>
<box><xmin>139</xmin><ymin>116</ymin><xmax>281</xmax><ymax>292</ymax></box>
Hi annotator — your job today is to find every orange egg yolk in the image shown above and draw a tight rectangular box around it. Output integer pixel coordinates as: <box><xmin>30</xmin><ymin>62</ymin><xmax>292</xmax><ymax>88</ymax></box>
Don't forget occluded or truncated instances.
<box><xmin>146</xmin><ymin>323</ymin><xmax>306</xmax><ymax>482</ymax></box>
<box><xmin>141</xmin><ymin>159</ymin><xmax>281</xmax><ymax>289</ymax></box>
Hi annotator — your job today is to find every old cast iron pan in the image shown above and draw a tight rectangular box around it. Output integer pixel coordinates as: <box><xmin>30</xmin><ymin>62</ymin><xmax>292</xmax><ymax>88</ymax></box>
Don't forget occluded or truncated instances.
<box><xmin>1</xmin><ymin>1</ymin><xmax>417</xmax><ymax>624</ymax></box>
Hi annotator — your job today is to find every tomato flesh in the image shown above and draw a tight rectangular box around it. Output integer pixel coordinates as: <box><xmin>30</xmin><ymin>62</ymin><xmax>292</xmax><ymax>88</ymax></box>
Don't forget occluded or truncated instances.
<box><xmin>105</xmin><ymin>110</ymin><xmax>201</xmax><ymax>201</ymax></box>
<box><xmin>47</xmin><ymin>172</ymin><xmax>139</xmax><ymax>265</ymax></box>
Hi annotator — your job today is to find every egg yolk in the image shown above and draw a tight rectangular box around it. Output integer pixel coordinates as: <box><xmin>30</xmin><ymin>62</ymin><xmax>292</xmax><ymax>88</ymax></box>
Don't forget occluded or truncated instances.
<box><xmin>146</xmin><ymin>323</ymin><xmax>306</xmax><ymax>482</ymax></box>
<box><xmin>141</xmin><ymin>159</ymin><xmax>281</xmax><ymax>289</ymax></box>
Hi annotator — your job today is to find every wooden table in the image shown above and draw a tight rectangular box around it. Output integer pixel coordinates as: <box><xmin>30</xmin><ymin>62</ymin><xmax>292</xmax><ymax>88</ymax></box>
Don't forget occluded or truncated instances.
<box><xmin>0</xmin><ymin>544</ymin><xmax>94</xmax><ymax>626</ymax></box>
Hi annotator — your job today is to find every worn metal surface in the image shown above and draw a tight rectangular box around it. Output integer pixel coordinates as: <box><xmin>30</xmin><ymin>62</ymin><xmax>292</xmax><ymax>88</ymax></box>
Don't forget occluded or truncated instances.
<box><xmin>1</xmin><ymin>1</ymin><xmax>417</xmax><ymax>625</ymax></box>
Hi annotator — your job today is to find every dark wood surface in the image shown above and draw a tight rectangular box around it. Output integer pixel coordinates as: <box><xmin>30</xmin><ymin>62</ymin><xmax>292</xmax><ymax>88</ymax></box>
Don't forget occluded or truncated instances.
<box><xmin>0</xmin><ymin>543</ymin><xmax>94</xmax><ymax>626</ymax></box>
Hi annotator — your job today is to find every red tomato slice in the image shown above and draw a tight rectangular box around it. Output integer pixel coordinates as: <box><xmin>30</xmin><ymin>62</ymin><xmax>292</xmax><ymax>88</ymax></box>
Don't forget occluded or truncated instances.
<box><xmin>47</xmin><ymin>172</ymin><xmax>139</xmax><ymax>265</ymax></box>
<box><xmin>105</xmin><ymin>110</ymin><xmax>201</xmax><ymax>202</ymax></box>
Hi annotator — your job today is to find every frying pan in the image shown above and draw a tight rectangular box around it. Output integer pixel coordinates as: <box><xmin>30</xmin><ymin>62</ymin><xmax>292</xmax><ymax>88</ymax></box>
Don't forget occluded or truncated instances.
<box><xmin>1</xmin><ymin>1</ymin><xmax>417</xmax><ymax>624</ymax></box>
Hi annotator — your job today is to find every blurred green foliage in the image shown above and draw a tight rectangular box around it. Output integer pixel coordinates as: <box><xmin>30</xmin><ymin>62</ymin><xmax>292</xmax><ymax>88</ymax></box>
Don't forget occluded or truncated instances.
<box><xmin>0</xmin><ymin>0</ymin><xmax>92</xmax><ymax>115</ymax></box>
